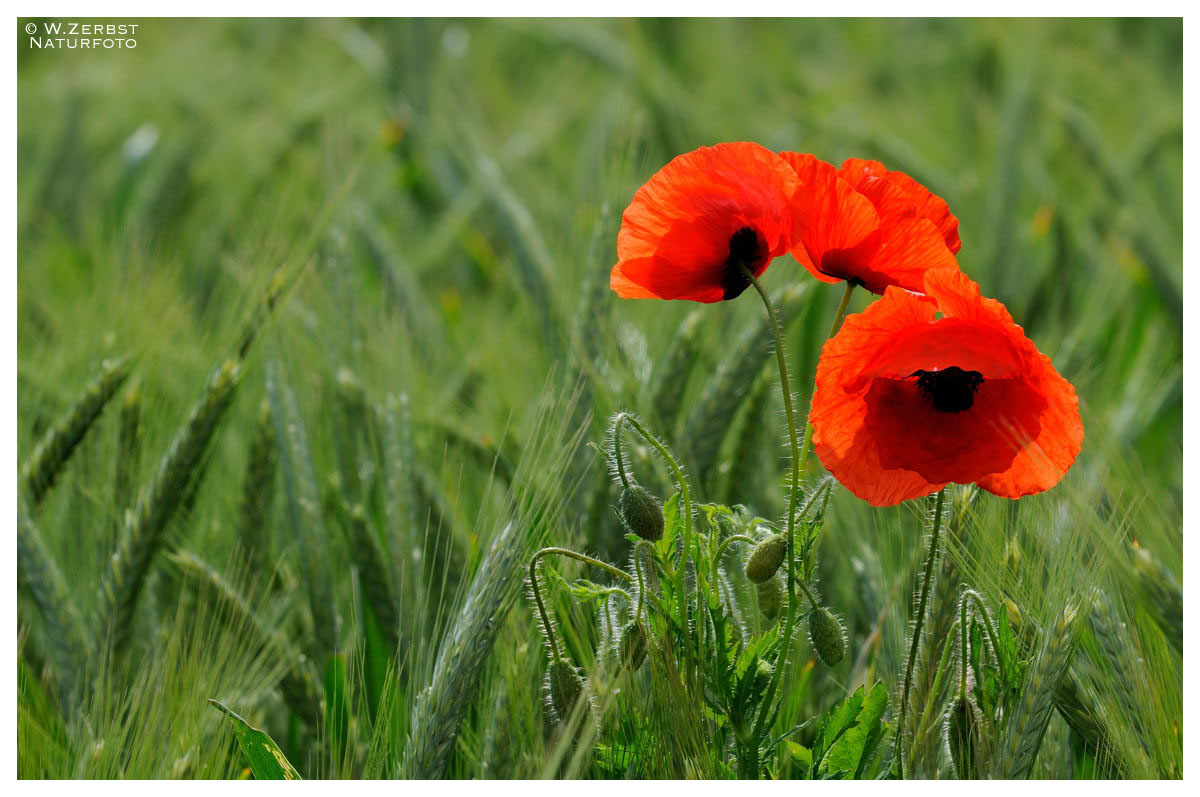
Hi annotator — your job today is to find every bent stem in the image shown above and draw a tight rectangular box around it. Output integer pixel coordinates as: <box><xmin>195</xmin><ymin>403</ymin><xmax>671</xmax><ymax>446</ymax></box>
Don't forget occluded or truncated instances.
<box><xmin>529</xmin><ymin>551</ymin><xmax>564</xmax><ymax>661</ymax></box>
<box><xmin>614</xmin><ymin>413</ymin><xmax>693</xmax><ymax>649</ymax></box>
<box><xmin>797</xmin><ymin>579</ymin><xmax>822</xmax><ymax>613</ymax></box>
<box><xmin>530</xmin><ymin>547</ymin><xmax>638</xmax><ymax>662</ymax></box>
<box><xmin>962</xmin><ymin>589</ymin><xmax>1005</xmax><ymax>681</ymax></box>
<box><xmin>713</xmin><ymin>534</ymin><xmax>757</xmax><ymax>571</ymax></box>
<box><xmin>611</xmin><ymin>420</ymin><xmax>632</xmax><ymax>490</ymax></box>
<box><xmin>741</xmin><ymin>266</ymin><xmax>804</xmax><ymax>769</ymax></box>
<box><xmin>894</xmin><ymin>487</ymin><xmax>947</xmax><ymax>779</ymax></box>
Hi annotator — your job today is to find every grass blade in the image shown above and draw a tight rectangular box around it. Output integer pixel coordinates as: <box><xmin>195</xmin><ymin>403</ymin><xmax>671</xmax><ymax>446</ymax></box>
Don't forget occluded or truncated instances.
<box><xmin>208</xmin><ymin>699</ymin><xmax>302</xmax><ymax>780</ymax></box>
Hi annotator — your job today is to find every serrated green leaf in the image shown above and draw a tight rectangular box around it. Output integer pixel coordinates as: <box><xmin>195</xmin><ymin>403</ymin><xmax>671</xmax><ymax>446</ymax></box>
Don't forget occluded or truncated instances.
<box><xmin>209</xmin><ymin>699</ymin><xmax>301</xmax><ymax>780</ymax></box>
<box><xmin>825</xmin><ymin>681</ymin><xmax>889</xmax><ymax>778</ymax></box>
<box><xmin>788</xmin><ymin>740</ymin><xmax>813</xmax><ymax>777</ymax></box>
<box><xmin>819</xmin><ymin>686</ymin><xmax>864</xmax><ymax>752</ymax></box>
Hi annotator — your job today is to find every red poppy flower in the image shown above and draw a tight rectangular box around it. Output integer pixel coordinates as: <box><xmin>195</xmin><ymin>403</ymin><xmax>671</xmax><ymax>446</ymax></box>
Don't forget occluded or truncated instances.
<box><xmin>810</xmin><ymin>269</ymin><xmax>1083</xmax><ymax>506</ymax></box>
<box><xmin>611</xmin><ymin>142</ymin><xmax>800</xmax><ymax>303</ymax></box>
<box><xmin>780</xmin><ymin>153</ymin><xmax>961</xmax><ymax>295</ymax></box>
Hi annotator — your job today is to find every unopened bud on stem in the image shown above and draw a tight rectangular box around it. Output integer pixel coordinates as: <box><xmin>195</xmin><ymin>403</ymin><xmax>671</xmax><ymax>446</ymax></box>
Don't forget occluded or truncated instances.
<box><xmin>809</xmin><ymin>606</ymin><xmax>846</xmax><ymax>666</ymax></box>
<box><xmin>745</xmin><ymin>534</ymin><xmax>787</xmax><ymax>583</ymax></box>
<box><xmin>618</xmin><ymin>484</ymin><xmax>664</xmax><ymax>542</ymax></box>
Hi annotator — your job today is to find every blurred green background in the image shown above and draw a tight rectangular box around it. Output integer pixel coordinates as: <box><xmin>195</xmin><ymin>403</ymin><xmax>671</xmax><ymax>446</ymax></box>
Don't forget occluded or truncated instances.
<box><xmin>18</xmin><ymin>18</ymin><xmax>1182</xmax><ymax>488</ymax></box>
<box><xmin>17</xmin><ymin>18</ymin><xmax>1182</xmax><ymax>778</ymax></box>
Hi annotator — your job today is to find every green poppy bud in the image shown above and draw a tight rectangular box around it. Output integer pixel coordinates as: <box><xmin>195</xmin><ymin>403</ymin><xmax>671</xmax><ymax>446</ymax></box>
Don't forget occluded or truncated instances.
<box><xmin>745</xmin><ymin>534</ymin><xmax>787</xmax><ymax>583</ymax></box>
<box><xmin>757</xmin><ymin>576</ymin><xmax>783</xmax><ymax>620</ymax></box>
<box><xmin>547</xmin><ymin>657</ymin><xmax>585</xmax><ymax>724</ymax></box>
<box><xmin>808</xmin><ymin>606</ymin><xmax>846</xmax><ymax>666</ymax></box>
<box><xmin>618</xmin><ymin>484</ymin><xmax>664</xmax><ymax>542</ymax></box>
<box><xmin>619</xmin><ymin>622</ymin><xmax>648</xmax><ymax>670</ymax></box>
<box><xmin>946</xmin><ymin>694</ymin><xmax>983</xmax><ymax>780</ymax></box>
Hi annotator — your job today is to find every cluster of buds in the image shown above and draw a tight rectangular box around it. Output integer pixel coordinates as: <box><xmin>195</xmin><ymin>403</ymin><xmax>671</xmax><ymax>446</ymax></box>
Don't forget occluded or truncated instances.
<box><xmin>742</xmin><ymin>526</ymin><xmax>844</xmax><ymax>666</ymax></box>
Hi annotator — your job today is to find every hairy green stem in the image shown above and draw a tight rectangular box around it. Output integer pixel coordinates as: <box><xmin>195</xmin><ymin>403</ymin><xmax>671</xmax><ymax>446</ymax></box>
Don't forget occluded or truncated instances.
<box><xmin>529</xmin><ymin>551</ymin><xmax>563</xmax><ymax>661</ymax></box>
<box><xmin>614</xmin><ymin>413</ymin><xmax>693</xmax><ymax>648</ymax></box>
<box><xmin>963</xmin><ymin>589</ymin><xmax>1006</xmax><ymax>680</ymax></box>
<box><xmin>894</xmin><ymin>487</ymin><xmax>947</xmax><ymax>779</ymax></box>
<box><xmin>742</xmin><ymin>267</ymin><xmax>805</xmax><ymax>764</ymax></box>
<box><xmin>612</xmin><ymin>421</ymin><xmax>632</xmax><ymax>490</ymax></box>
<box><xmin>531</xmin><ymin>545</ymin><xmax>653</xmax><ymax>659</ymax></box>
<box><xmin>797</xmin><ymin>579</ymin><xmax>821</xmax><ymax>613</ymax></box>
<box><xmin>959</xmin><ymin>594</ymin><xmax>970</xmax><ymax>699</ymax></box>
<box><xmin>712</xmin><ymin>534</ymin><xmax>757</xmax><ymax>571</ymax></box>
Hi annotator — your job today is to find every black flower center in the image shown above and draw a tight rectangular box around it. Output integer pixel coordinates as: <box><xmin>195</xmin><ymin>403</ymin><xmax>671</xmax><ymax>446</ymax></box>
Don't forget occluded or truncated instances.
<box><xmin>721</xmin><ymin>226</ymin><xmax>765</xmax><ymax>300</ymax></box>
<box><xmin>912</xmin><ymin>366</ymin><xmax>984</xmax><ymax>413</ymax></box>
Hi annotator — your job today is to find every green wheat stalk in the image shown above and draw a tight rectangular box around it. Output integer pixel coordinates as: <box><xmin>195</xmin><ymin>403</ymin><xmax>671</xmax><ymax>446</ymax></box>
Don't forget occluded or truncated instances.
<box><xmin>1054</xmin><ymin>673</ymin><xmax>1126</xmax><ymax>777</ymax></box>
<box><xmin>17</xmin><ymin>503</ymin><xmax>88</xmax><ymax>706</ymax></box>
<box><xmin>168</xmin><ymin>549</ymin><xmax>322</xmax><ymax>725</ymax></box>
<box><xmin>267</xmin><ymin>364</ymin><xmax>338</xmax><ymax>662</ymax></box>
<box><xmin>345</xmin><ymin>501</ymin><xmax>400</xmax><ymax>651</ymax></box>
<box><xmin>23</xmin><ymin>355</ymin><xmax>132</xmax><ymax>507</ymax></box>
<box><xmin>994</xmin><ymin>603</ymin><xmax>1082</xmax><ymax>778</ymax></box>
<box><xmin>96</xmin><ymin>358</ymin><xmax>243</xmax><ymax>659</ymax></box>
<box><xmin>236</xmin><ymin>399</ymin><xmax>278</xmax><ymax>578</ymax></box>
<box><xmin>112</xmin><ymin>378</ymin><xmax>143</xmax><ymax>516</ymax></box>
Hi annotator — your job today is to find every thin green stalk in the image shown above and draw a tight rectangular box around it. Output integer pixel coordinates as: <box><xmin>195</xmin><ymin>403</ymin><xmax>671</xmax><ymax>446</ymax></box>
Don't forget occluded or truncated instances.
<box><xmin>963</xmin><ymin>589</ymin><xmax>1006</xmax><ymax>681</ymax></box>
<box><xmin>537</xmin><ymin>546</ymin><xmax>634</xmax><ymax>583</ymax></box>
<box><xmin>633</xmin><ymin>545</ymin><xmax>647</xmax><ymax>623</ymax></box>
<box><xmin>712</xmin><ymin>534</ymin><xmax>756</xmax><ymax>570</ymax></box>
<box><xmin>528</xmin><ymin>551</ymin><xmax>563</xmax><ymax>661</ymax></box>
<box><xmin>531</xmin><ymin>547</ymin><xmax>637</xmax><ymax>663</ymax></box>
<box><xmin>742</xmin><ymin>267</ymin><xmax>804</xmax><ymax>761</ymax></box>
<box><xmin>796</xmin><ymin>579</ymin><xmax>821</xmax><ymax>613</ymax></box>
<box><xmin>614</xmin><ymin>413</ymin><xmax>692</xmax><ymax>646</ymax></box>
<box><xmin>633</xmin><ymin>539</ymin><xmax>661</xmax><ymax>624</ymax></box>
<box><xmin>612</xmin><ymin>422</ymin><xmax>632</xmax><ymax>490</ymax></box>
<box><xmin>894</xmin><ymin>488</ymin><xmax>947</xmax><ymax>779</ymax></box>
<box><xmin>959</xmin><ymin>597</ymin><xmax>970</xmax><ymax>699</ymax></box>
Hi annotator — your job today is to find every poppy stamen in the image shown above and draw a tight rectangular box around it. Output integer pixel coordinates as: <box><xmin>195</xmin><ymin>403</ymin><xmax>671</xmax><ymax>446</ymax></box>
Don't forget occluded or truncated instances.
<box><xmin>721</xmin><ymin>226</ymin><xmax>764</xmax><ymax>300</ymax></box>
<box><xmin>912</xmin><ymin>366</ymin><xmax>984</xmax><ymax>413</ymax></box>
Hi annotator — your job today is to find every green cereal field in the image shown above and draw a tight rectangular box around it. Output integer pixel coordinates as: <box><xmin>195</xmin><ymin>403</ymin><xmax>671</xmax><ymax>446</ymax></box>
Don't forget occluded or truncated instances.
<box><xmin>16</xmin><ymin>17</ymin><xmax>1182</xmax><ymax>779</ymax></box>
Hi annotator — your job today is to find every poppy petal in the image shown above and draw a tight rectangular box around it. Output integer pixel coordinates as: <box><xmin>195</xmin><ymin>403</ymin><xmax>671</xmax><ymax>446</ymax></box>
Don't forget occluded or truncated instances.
<box><xmin>811</xmin><ymin>269</ymin><xmax>1083</xmax><ymax>505</ymax></box>
<box><xmin>612</xmin><ymin>142</ymin><xmax>798</xmax><ymax>302</ymax></box>
<box><xmin>976</xmin><ymin>364</ymin><xmax>1083</xmax><ymax>498</ymax></box>
<box><xmin>780</xmin><ymin>152</ymin><xmax>880</xmax><ymax>285</ymax></box>
<box><xmin>840</xmin><ymin>158</ymin><xmax>962</xmax><ymax>254</ymax></box>
<box><xmin>811</xmin><ymin>286</ymin><xmax>945</xmax><ymax>505</ymax></box>
<box><xmin>864</xmin><ymin>375</ymin><xmax>1046</xmax><ymax>486</ymax></box>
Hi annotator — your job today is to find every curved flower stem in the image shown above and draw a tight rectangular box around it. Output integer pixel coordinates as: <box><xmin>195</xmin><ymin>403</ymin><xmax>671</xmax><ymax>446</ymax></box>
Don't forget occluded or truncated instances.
<box><xmin>712</xmin><ymin>534</ymin><xmax>757</xmax><ymax>572</ymax></box>
<box><xmin>614</xmin><ymin>413</ymin><xmax>693</xmax><ymax>651</ymax></box>
<box><xmin>534</xmin><ymin>545</ymin><xmax>670</xmax><ymax>628</ymax></box>
<box><xmin>894</xmin><ymin>487</ymin><xmax>947</xmax><ymax>780</ymax></box>
<box><xmin>536</xmin><ymin>546</ymin><xmax>633</xmax><ymax>584</ymax></box>
<box><xmin>963</xmin><ymin>589</ymin><xmax>1006</xmax><ymax>681</ymax></box>
<box><xmin>612</xmin><ymin>420</ymin><xmax>632</xmax><ymax>490</ymax></box>
<box><xmin>633</xmin><ymin>543</ymin><xmax>648</xmax><ymax>623</ymax></box>
<box><xmin>796</xmin><ymin>578</ymin><xmax>821</xmax><ymax>613</ymax></box>
<box><xmin>796</xmin><ymin>281</ymin><xmax>856</xmax><ymax>476</ymax></box>
<box><xmin>529</xmin><ymin>551</ymin><xmax>564</xmax><ymax>662</ymax></box>
<box><xmin>741</xmin><ymin>268</ymin><xmax>807</xmax><ymax>758</ymax></box>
